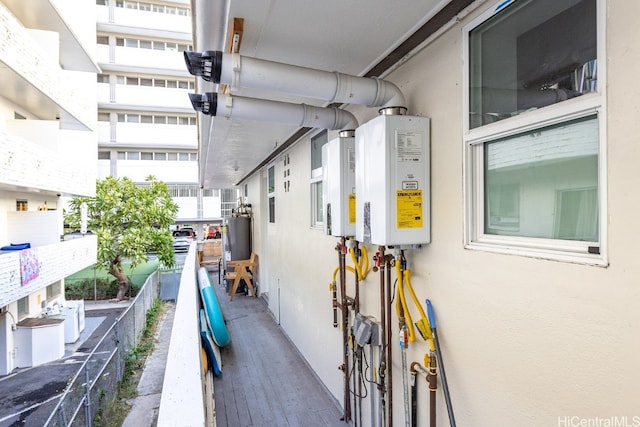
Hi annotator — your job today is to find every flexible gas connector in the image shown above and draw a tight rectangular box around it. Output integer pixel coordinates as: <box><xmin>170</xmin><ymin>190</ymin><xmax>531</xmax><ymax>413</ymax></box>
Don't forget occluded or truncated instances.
<box><xmin>395</xmin><ymin>255</ymin><xmax>417</xmax><ymax>342</ymax></box>
<box><xmin>349</xmin><ymin>245</ymin><xmax>370</xmax><ymax>280</ymax></box>
<box><xmin>404</xmin><ymin>269</ymin><xmax>435</xmax><ymax>350</ymax></box>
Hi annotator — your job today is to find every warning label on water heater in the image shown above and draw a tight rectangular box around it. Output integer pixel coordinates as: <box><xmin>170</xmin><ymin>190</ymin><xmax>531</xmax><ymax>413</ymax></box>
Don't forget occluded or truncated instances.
<box><xmin>396</xmin><ymin>190</ymin><xmax>423</xmax><ymax>229</ymax></box>
<box><xmin>396</xmin><ymin>131</ymin><xmax>423</xmax><ymax>162</ymax></box>
<box><xmin>348</xmin><ymin>194</ymin><xmax>356</xmax><ymax>224</ymax></box>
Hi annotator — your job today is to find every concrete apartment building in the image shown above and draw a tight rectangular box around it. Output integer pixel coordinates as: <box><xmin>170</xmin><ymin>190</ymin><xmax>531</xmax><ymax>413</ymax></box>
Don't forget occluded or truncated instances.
<box><xmin>95</xmin><ymin>0</ymin><xmax>233</xmax><ymax>227</ymax></box>
<box><xmin>0</xmin><ymin>1</ymin><xmax>98</xmax><ymax>376</ymax></box>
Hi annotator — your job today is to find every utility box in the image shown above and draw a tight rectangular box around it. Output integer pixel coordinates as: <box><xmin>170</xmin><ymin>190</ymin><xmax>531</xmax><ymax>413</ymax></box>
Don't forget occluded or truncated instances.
<box><xmin>355</xmin><ymin>113</ymin><xmax>430</xmax><ymax>246</ymax></box>
<box><xmin>322</xmin><ymin>134</ymin><xmax>356</xmax><ymax>237</ymax></box>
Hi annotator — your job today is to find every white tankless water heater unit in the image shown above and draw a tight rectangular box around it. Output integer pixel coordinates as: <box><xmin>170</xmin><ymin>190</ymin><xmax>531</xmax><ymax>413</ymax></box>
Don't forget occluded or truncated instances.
<box><xmin>323</xmin><ymin>133</ymin><xmax>356</xmax><ymax>237</ymax></box>
<box><xmin>355</xmin><ymin>113</ymin><xmax>430</xmax><ymax>246</ymax></box>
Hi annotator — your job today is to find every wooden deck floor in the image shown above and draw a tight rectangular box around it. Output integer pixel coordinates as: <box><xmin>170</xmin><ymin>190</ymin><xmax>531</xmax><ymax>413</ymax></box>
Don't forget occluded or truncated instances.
<box><xmin>210</xmin><ymin>271</ymin><xmax>346</xmax><ymax>427</ymax></box>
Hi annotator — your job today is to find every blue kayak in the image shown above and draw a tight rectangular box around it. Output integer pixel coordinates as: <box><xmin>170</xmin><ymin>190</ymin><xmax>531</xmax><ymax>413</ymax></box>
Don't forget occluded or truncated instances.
<box><xmin>197</xmin><ymin>267</ymin><xmax>231</xmax><ymax>347</ymax></box>
<box><xmin>199</xmin><ymin>309</ymin><xmax>221</xmax><ymax>376</ymax></box>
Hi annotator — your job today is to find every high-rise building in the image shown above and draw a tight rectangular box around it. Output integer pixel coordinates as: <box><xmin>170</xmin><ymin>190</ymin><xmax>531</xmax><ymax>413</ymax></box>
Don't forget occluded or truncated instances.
<box><xmin>95</xmin><ymin>0</ymin><xmax>228</xmax><ymax>226</ymax></box>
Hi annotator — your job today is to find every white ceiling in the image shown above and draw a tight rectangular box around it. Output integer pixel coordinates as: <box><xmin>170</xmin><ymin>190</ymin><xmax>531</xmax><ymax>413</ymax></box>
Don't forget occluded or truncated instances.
<box><xmin>190</xmin><ymin>0</ymin><xmax>458</xmax><ymax>189</ymax></box>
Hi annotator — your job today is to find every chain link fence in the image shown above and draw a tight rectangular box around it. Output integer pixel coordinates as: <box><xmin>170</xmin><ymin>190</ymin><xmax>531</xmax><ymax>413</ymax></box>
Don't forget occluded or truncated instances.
<box><xmin>43</xmin><ymin>270</ymin><xmax>160</xmax><ymax>426</ymax></box>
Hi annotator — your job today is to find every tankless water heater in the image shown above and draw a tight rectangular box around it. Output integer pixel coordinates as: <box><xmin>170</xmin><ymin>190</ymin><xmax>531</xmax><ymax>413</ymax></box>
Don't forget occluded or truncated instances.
<box><xmin>322</xmin><ymin>134</ymin><xmax>356</xmax><ymax>237</ymax></box>
<box><xmin>355</xmin><ymin>113</ymin><xmax>430</xmax><ymax>246</ymax></box>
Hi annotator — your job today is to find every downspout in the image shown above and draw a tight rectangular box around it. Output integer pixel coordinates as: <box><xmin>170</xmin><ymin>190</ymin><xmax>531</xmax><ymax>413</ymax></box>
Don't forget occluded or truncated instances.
<box><xmin>189</xmin><ymin>92</ymin><xmax>359</xmax><ymax>131</ymax></box>
<box><xmin>184</xmin><ymin>51</ymin><xmax>407</xmax><ymax>110</ymax></box>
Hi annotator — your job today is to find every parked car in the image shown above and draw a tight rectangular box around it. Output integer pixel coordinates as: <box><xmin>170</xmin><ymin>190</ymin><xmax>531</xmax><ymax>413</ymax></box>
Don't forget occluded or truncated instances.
<box><xmin>207</xmin><ymin>226</ymin><xmax>221</xmax><ymax>239</ymax></box>
<box><xmin>173</xmin><ymin>229</ymin><xmax>195</xmax><ymax>252</ymax></box>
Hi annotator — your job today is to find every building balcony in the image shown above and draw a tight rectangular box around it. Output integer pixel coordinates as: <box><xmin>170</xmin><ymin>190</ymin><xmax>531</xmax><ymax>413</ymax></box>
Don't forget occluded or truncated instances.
<box><xmin>97</xmin><ymin>83</ymin><xmax>192</xmax><ymax>111</ymax></box>
<box><xmin>97</xmin><ymin>45</ymin><xmax>190</xmax><ymax>76</ymax></box>
<box><xmin>0</xmin><ymin>128</ymin><xmax>96</xmax><ymax>197</ymax></box>
<box><xmin>0</xmin><ymin>235</ymin><xmax>97</xmax><ymax>308</ymax></box>
<box><xmin>0</xmin><ymin>3</ymin><xmax>96</xmax><ymax>131</ymax></box>
<box><xmin>3</xmin><ymin>0</ymin><xmax>99</xmax><ymax>72</ymax></box>
<box><xmin>96</xmin><ymin>3</ymin><xmax>191</xmax><ymax>39</ymax></box>
<box><xmin>97</xmin><ymin>122</ymin><xmax>197</xmax><ymax>149</ymax></box>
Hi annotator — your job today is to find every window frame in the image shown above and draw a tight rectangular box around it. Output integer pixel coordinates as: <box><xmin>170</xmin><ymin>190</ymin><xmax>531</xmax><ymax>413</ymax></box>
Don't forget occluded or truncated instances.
<box><xmin>310</xmin><ymin>130</ymin><xmax>328</xmax><ymax>229</ymax></box>
<box><xmin>267</xmin><ymin>164</ymin><xmax>276</xmax><ymax>224</ymax></box>
<box><xmin>462</xmin><ymin>0</ymin><xmax>607</xmax><ymax>266</ymax></box>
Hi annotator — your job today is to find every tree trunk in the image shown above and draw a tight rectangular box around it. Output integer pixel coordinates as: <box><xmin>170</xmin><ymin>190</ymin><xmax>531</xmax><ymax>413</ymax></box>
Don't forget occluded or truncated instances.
<box><xmin>109</xmin><ymin>258</ymin><xmax>130</xmax><ymax>301</ymax></box>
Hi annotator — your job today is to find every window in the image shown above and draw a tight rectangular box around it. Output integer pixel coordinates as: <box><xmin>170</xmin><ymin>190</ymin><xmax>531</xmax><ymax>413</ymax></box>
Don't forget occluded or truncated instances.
<box><xmin>153</xmin><ymin>41</ymin><xmax>165</xmax><ymax>50</ymax></box>
<box><xmin>98</xmin><ymin>151</ymin><xmax>111</xmax><ymax>160</ymax></box>
<box><xmin>310</xmin><ymin>131</ymin><xmax>328</xmax><ymax>228</ymax></box>
<box><xmin>268</xmin><ymin>165</ymin><xmax>275</xmax><ymax>223</ymax></box>
<box><xmin>127</xmin><ymin>151</ymin><xmax>140</xmax><ymax>160</ymax></box>
<box><xmin>155</xmin><ymin>152</ymin><xmax>166</xmax><ymax>161</ymax></box>
<box><xmin>97</xmin><ymin>35</ymin><xmax>109</xmax><ymax>45</ymax></box>
<box><xmin>141</xmin><ymin>115</ymin><xmax>153</xmax><ymax>123</ymax></box>
<box><xmin>141</xmin><ymin>152</ymin><xmax>153</xmax><ymax>160</ymax></box>
<box><xmin>98</xmin><ymin>113</ymin><xmax>110</xmax><ymax>121</ymax></box>
<box><xmin>97</xmin><ymin>74</ymin><xmax>109</xmax><ymax>83</ymax></box>
<box><xmin>140</xmin><ymin>40</ymin><xmax>152</xmax><ymax>49</ymax></box>
<box><xmin>17</xmin><ymin>296</ymin><xmax>28</xmax><ymax>318</ymax></box>
<box><xmin>464</xmin><ymin>0</ymin><xmax>604</xmax><ymax>264</ymax></box>
<box><xmin>140</xmin><ymin>78</ymin><xmax>152</xmax><ymax>86</ymax></box>
<box><xmin>46</xmin><ymin>283</ymin><xmax>61</xmax><ymax>299</ymax></box>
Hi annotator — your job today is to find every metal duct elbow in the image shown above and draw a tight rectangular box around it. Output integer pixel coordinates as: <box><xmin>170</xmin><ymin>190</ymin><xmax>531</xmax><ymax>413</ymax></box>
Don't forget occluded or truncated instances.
<box><xmin>190</xmin><ymin>92</ymin><xmax>358</xmax><ymax>131</ymax></box>
<box><xmin>184</xmin><ymin>50</ymin><xmax>407</xmax><ymax>110</ymax></box>
<box><xmin>183</xmin><ymin>50</ymin><xmax>223</xmax><ymax>83</ymax></box>
<box><xmin>188</xmin><ymin>92</ymin><xmax>217</xmax><ymax>115</ymax></box>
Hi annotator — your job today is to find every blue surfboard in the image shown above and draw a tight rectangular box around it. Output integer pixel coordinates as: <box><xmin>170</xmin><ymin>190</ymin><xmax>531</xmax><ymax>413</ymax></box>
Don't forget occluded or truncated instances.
<box><xmin>199</xmin><ymin>309</ymin><xmax>222</xmax><ymax>376</ymax></box>
<box><xmin>197</xmin><ymin>267</ymin><xmax>231</xmax><ymax>347</ymax></box>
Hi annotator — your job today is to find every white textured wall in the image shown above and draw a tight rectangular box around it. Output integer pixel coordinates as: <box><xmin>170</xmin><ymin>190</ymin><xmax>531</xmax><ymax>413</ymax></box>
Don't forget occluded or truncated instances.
<box><xmin>244</xmin><ymin>1</ymin><xmax>640</xmax><ymax>425</ymax></box>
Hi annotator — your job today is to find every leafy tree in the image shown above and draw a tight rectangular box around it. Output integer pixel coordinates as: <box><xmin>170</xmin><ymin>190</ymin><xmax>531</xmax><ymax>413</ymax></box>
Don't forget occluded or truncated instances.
<box><xmin>65</xmin><ymin>176</ymin><xmax>178</xmax><ymax>300</ymax></box>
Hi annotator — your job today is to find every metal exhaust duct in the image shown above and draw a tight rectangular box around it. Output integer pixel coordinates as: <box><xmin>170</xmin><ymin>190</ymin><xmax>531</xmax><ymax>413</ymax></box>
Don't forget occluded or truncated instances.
<box><xmin>184</xmin><ymin>51</ymin><xmax>406</xmax><ymax>110</ymax></box>
<box><xmin>189</xmin><ymin>92</ymin><xmax>359</xmax><ymax>131</ymax></box>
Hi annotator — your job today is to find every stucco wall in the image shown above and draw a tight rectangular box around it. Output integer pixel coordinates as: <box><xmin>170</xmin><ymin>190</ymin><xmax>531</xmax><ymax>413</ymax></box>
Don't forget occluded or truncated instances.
<box><xmin>243</xmin><ymin>1</ymin><xmax>640</xmax><ymax>425</ymax></box>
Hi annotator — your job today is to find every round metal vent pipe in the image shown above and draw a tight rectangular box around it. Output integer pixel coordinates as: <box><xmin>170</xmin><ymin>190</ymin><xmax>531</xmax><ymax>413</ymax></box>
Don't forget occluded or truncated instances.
<box><xmin>185</xmin><ymin>51</ymin><xmax>406</xmax><ymax>110</ymax></box>
<box><xmin>189</xmin><ymin>92</ymin><xmax>359</xmax><ymax>131</ymax></box>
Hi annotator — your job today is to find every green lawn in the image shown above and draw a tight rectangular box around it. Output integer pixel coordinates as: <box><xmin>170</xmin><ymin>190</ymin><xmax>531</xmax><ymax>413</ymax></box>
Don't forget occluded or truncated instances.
<box><xmin>65</xmin><ymin>260</ymin><xmax>160</xmax><ymax>300</ymax></box>
<box><xmin>66</xmin><ymin>260</ymin><xmax>160</xmax><ymax>286</ymax></box>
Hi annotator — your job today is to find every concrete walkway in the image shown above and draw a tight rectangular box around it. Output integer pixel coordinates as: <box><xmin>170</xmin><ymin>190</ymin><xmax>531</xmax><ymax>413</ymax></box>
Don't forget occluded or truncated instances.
<box><xmin>122</xmin><ymin>301</ymin><xmax>176</xmax><ymax>427</ymax></box>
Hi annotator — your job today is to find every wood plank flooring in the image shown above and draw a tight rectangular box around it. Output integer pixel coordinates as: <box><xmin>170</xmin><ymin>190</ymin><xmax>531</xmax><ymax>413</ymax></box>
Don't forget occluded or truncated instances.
<box><xmin>209</xmin><ymin>271</ymin><xmax>347</xmax><ymax>427</ymax></box>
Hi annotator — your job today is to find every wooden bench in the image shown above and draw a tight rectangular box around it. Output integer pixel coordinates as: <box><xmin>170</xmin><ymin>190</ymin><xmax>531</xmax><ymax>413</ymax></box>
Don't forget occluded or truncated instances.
<box><xmin>226</xmin><ymin>252</ymin><xmax>258</xmax><ymax>301</ymax></box>
<box><xmin>198</xmin><ymin>240</ymin><xmax>222</xmax><ymax>270</ymax></box>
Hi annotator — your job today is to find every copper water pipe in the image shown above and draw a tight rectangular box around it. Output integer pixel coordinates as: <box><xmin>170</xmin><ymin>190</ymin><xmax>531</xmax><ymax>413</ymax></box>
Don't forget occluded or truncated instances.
<box><xmin>385</xmin><ymin>253</ymin><xmax>393</xmax><ymax>427</ymax></box>
<box><xmin>336</xmin><ymin>238</ymin><xmax>351</xmax><ymax>422</ymax></box>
